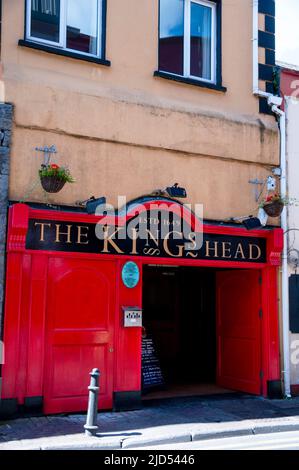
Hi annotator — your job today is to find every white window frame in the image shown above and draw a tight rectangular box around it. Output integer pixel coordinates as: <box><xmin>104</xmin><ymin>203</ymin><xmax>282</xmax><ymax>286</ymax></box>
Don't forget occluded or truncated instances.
<box><xmin>26</xmin><ymin>0</ymin><xmax>102</xmax><ymax>58</ymax></box>
<box><xmin>159</xmin><ymin>0</ymin><xmax>217</xmax><ymax>84</ymax></box>
<box><xmin>184</xmin><ymin>0</ymin><xmax>216</xmax><ymax>84</ymax></box>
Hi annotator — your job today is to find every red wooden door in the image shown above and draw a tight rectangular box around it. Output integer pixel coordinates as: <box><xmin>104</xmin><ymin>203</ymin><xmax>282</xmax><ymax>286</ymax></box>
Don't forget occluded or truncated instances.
<box><xmin>44</xmin><ymin>258</ymin><xmax>116</xmax><ymax>414</ymax></box>
<box><xmin>216</xmin><ymin>270</ymin><xmax>262</xmax><ymax>395</ymax></box>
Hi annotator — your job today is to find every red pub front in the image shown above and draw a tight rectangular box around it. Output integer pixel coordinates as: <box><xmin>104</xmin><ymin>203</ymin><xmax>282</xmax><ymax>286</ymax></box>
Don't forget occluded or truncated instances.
<box><xmin>0</xmin><ymin>198</ymin><xmax>283</xmax><ymax>415</ymax></box>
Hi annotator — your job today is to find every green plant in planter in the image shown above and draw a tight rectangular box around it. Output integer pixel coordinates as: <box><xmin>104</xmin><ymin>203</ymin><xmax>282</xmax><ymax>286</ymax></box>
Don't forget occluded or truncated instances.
<box><xmin>39</xmin><ymin>163</ymin><xmax>75</xmax><ymax>193</ymax></box>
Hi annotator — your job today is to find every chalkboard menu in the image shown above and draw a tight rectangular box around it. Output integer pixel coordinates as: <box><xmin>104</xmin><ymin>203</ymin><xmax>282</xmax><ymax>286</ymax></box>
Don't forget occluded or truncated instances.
<box><xmin>142</xmin><ymin>336</ymin><xmax>165</xmax><ymax>391</ymax></box>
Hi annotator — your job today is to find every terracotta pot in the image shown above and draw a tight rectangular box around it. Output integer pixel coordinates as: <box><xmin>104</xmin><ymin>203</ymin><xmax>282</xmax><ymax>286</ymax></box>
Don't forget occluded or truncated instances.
<box><xmin>262</xmin><ymin>201</ymin><xmax>284</xmax><ymax>217</ymax></box>
<box><xmin>40</xmin><ymin>176</ymin><xmax>66</xmax><ymax>193</ymax></box>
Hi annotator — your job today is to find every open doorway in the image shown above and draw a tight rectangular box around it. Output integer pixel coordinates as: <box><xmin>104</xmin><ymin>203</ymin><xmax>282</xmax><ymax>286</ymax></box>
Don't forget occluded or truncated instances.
<box><xmin>142</xmin><ymin>265</ymin><xmax>229</xmax><ymax>399</ymax></box>
<box><xmin>142</xmin><ymin>265</ymin><xmax>263</xmax><ymax>400</ymax></box>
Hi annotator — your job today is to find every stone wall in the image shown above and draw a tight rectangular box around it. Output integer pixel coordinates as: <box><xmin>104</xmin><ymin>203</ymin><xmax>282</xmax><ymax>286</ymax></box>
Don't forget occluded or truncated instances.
<box><xmin>0</xmin><ymin>103</ymin><xmax>13</xmax><ymax>337</ymax></box>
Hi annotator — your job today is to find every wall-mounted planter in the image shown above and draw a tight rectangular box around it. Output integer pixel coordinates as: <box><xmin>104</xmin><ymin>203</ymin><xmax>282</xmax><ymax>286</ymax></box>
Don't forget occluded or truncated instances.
<box><xmin>40</xmin><ymin>176</ymin><xmax>66</xmax><ymax>193</ymax></box>
<box><xmin>262</xmin><ymin>201</ymin><xmax>284</xmax><ymax>217</ymax></box>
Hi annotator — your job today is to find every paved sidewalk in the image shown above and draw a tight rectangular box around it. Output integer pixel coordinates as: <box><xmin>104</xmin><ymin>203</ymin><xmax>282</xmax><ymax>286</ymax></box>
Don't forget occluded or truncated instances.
<box><xmin>1</xmin><ymin>394</ymin><xmax>299</xmax><ymax>450</ymax></box>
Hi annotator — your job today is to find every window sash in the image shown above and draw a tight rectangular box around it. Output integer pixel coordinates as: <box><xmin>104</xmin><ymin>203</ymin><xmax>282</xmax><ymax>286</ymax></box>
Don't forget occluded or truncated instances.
<box><xmin>26</xmin><ymin>0</ymin><xmax>102</xmax><ymax>58</ymax></box>
<box><xmin>159</xmin><ymin>0</ymin><xmax>217</xmax><ymax>84</ymax></box>
<box><xmin>184</xmin><ymin>0</ymin><xmax>216</xmax><ymax>83</ymax></box>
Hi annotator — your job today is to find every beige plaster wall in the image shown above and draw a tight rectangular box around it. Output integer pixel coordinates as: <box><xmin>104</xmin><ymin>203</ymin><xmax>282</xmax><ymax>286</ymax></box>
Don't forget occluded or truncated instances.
<box><xmin>1</xmin><ymin>0</ymin><xmax>279</xmax><ymax>218</ymax></box>
<box><xmin>11</xmin><ymin>126</ymin><xmax>276</xmax><ymax>221</ymax></box>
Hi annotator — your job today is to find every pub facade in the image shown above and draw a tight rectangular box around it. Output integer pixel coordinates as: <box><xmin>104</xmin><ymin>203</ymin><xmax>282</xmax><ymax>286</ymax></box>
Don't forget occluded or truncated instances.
<box><xmin>2</xmin><ymin>200</ymin><xmax>283</xmax><ymax>413</ymax></box>
<box><xmin>0</xmin><ymin>0</ymin><xmax>284</xmax><ymax>415</ymax></box>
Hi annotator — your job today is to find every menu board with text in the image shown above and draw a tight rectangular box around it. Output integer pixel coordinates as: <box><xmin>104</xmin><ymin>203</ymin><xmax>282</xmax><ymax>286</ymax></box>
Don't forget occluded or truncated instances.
<box><xmin>142</xmin><ymin>336</ymin><xmax>165</xmax><ymax>391</ymax></box>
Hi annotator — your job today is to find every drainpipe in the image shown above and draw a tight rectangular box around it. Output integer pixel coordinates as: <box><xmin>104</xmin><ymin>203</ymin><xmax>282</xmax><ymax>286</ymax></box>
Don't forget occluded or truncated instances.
<box><xmin>270</xmin><ymin>103</ymin><xmax>291</xmax><ymax>398</ymax></box>
<box><xmin>252</xmin><ymin>1</ymin><xmax>291</xmax><ymax>397</ymax></box>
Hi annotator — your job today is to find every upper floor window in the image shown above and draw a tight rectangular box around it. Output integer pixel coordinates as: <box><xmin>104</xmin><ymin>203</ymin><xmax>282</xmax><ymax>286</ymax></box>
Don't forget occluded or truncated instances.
<box><xmin>159</xmin><ymin>0</ymin><xmax>217</xmax><ymax>84</ymax></box>
<box><xmin>26</xmin><ymin>0</ymin><xmax>104</xmax><ymax>58</ymax></box>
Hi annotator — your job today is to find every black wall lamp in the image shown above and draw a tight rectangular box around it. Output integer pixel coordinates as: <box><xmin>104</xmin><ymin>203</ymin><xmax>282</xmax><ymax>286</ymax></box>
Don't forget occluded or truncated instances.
<box><xmin>76</xmin><ymin>196</ymin><xmax>107</xmax><ymax>214</ymax></box>
<box><xmin>230</xmin><ymin>215</ymin><xmax>263</xmax><ymax>230</ymax></box>
<box><xmin>242</xmin><ymin>217</ymin><xmax>263</xmax><ymax>230</ymax></box>
<box><xmin>166</xmin><ymin>183</ymin><xmax>187</xmax><ymax>199</ymax></box>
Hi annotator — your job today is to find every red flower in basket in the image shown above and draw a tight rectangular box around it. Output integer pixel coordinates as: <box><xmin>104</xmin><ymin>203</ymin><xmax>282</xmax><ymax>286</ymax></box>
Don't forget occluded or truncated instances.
<box><xmin>51</xmin><ymin>164</ymin><xmax>60</xmax><ymax>170</ymax></box>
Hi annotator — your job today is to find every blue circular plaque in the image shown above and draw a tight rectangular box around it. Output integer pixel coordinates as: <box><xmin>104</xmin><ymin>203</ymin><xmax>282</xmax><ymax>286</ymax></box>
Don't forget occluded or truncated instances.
<box><xmin>122</xmin><ymin>262</ymin><xmax>140</xmax><ymax>289</ymax></box>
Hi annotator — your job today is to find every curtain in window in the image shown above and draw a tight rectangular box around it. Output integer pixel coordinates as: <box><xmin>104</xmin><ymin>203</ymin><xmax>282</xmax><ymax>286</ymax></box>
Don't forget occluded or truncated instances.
<box><xmin>32</xmin><ymin>0</ymin><xmax>59</xmax><ymax>15</ymax></box>
<box><xmin>31</xmin><ymin>0</ymin><xmax>60</xmax><ymax>43</ymax></box>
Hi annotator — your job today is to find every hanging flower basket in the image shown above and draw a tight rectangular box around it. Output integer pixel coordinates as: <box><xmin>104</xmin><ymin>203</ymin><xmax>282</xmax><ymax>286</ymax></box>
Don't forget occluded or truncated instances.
<box><xmin>262</xmin><ymin>200</ymin><xmax>284</xmax><ymax>217</ymax></box>
<box><xmin>260</xmin><ymin>193</ymin><xmax>286</xmax><ymax>217</ymax></box>
<box><xmin>39</xmin><ymin>164</ymin><xmax>74</xmax><ymax>194</ymax></box>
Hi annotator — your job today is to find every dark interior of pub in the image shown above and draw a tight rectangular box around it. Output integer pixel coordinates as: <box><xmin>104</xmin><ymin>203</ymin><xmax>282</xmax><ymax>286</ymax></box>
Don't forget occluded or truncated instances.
<box><xmin>142</xmin><ymin>265</ymin><xmax>218</xmax><ymax>398</ymax></box>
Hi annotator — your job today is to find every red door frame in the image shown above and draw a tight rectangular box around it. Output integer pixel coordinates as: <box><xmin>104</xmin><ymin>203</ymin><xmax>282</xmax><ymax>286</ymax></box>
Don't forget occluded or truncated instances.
<box><xmin>1</xmin><ymin>202</ymin><xmax>283</xmax><ymax>410</ymax></box>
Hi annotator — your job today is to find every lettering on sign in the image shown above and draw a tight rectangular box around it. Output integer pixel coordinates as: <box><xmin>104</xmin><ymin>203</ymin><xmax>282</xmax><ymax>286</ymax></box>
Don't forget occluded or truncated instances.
<box><xmin>26</xmin><ymin>211</ymin><xmax>267</xmax><ymax>263</ymax></box>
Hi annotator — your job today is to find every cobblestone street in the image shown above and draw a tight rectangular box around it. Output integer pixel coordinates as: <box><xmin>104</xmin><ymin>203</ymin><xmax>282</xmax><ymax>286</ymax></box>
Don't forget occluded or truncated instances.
<box><xmin>1</xmin><ymin>395</ymin><xmax>299</xmax><ymax>449</ymax></box>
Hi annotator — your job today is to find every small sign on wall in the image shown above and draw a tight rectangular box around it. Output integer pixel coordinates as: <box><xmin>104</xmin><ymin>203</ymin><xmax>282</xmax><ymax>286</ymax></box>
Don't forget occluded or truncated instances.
<box><xmin>122</xmin><ymin>307</ymin><xmax>142</xmax><ymax>328</ymax></box>
<box><xmin>121</xmin><ymin>261</ymin><xmax>140</xmax><ymax>288</ymax></box>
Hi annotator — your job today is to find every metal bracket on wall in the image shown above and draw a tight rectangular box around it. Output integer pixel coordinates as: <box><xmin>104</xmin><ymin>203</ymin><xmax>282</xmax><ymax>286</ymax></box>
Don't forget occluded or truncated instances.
<box><xmin>35</xmin><ymin>145</ymin><xmax>57</xmax><ymax>166</ymax></box>
<box><xmin>249</xmin><ymin>178</ymin><xmax>265</xmax><ymax>202</ymax></box>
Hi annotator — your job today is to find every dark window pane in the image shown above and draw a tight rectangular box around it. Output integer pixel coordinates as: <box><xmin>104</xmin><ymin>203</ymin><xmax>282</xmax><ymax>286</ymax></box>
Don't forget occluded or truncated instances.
<box><xmin>159</xmin><ymin>0</ymin><xmax>184</xmax><ymax>75</ymax></box>
<box><xmin>31</xmin><ymin>0</ymin><xmax>60</xmax><ymax>43</ymax></box>
<box><xmin>190</xmin><ymin>2</ymin><xmax>212</xmax><ymax>80</ymax></box>
<box><xmin>66</xmin><ymin>0</ymin><xmax>99</xmax><ymax>55</ymax></box>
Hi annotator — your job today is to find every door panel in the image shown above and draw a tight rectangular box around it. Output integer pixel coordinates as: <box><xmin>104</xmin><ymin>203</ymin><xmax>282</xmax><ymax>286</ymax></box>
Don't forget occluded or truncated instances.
<box><xmin>44</xmin><ymin>258</ymin><xmax>116</xmax><ymax>414</ymax></box>
<box><xmin>216</xmin><ymin>270</ymin><xmax>262</xmax><ymax>395</ymax></box>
